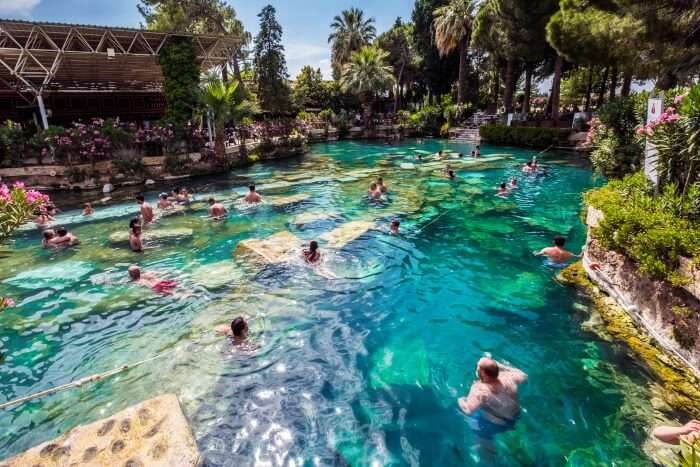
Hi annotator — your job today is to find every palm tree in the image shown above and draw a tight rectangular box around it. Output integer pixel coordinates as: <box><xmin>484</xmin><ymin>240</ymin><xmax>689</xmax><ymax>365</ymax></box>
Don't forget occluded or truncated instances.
<box><xmin>328</xmin><ymin>8</ymin><xmax>376</xmax><ymax>79</ymax></box>
<box><xmin>201</xmin><ymin>79</ymin><xmax>256</xmax><ymax>161</ymax></box>
<box><xmin>340</xmin><ymin>46</ymin><xmax>395</xmax><ymax>126</ymax></box>
<box><xmin>433</xmin><ymin>0</ymin><xmax>475</xmax><ymax>103</ymax></box>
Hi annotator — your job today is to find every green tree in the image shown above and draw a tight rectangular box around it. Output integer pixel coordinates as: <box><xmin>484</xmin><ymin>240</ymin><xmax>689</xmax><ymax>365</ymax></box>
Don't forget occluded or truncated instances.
<box><xmin>292</xmin><ymin>66</ymin><xmax>329</xmax><ymax>110</ymax></box>
<box><xmin>328</xmin><ymin>8</ymin><xmax>376</xmax><ymax>80</ymax></box>
<box><xmin>340</xmin><ymin>46</ymin><xmax>396</xmax><ymax>125</ymax></box>
<box><xmin>201</xmin><ymin>79</ymin><xmax>256</xmax><ymax>161</ymax></box>
<box><xmin>432</xmin><ymin>0</ymin><xmax>474</xmax><ymax>104</ymax></box>
<box><xmin>159</xmin><ymin>36</ymin><xmax>201</xmax><ymax>125</ymax></box>
<box><xmin>253</xmin><ymin>5</ymin><xmax>292</xmax><ymax>114</ymax></box>
<box><xmin>377</xmin><ymin>18</ymin><xmax>419</xmax><ymax>113</ymax></box>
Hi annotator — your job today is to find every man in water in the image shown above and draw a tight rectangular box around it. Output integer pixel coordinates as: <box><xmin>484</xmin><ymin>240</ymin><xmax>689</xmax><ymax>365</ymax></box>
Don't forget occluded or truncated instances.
<box><xmin>158</xmin><ymin>193</ymin><xmax>174</xmax><ymax>210</ymax></box>
<box><xmin>215</xmin><ymin>317</ymin><xmax>249</xmax><ymax>344</ymax></box>
<box><xmin>367</xmin><ymin>182</ymin><xmax>382</xmax><ymax>200</ymax></box>
<box><xmin>208</xmin><ymin>198</ymin><xmax>228</xmax><ymax>219</ymax></box>
<box><xmin>48</xmin><ymin>227</ymin><xmax>80</xmax><ymax>247</ymax></box>
<box><xmin>459</xmin><ymin>357</ymin><xmax>527</xmax><ymax>457</ymax></box>
<box><xmin>129</xmin><ymin>218</ymin><xmax>144</xmax><ymax>253</ymax></box>
<box><xmin>302</xmin><ymin>240</ymin><xmax>321</xmax><ymax>264</ymax></box>
<box><xmin>82</xmin><ymin>203</ymin><xmax>94</xmax><ymax>216</ymax></box>
<box><xmin>376</xmin><ymin>177</ymin><xmax>388</xmax><ymax>193</ymax></box>
<box><xmin>42</xmin><ymin>229</ymin><xmax>55</xmax><ymax>248</ymax></box>
<box><xmin>510</xmin><ymin>177</ymin><xmax>518</xmax><ymax>188</ymax></box>
<box><xmin>128</xmin><ymin>265</ymin><xmax>179</xmax><ymax>295</ymax></box>
<box><xmin>496</xmin><ymin>182</ymin><xmax>509</xmax><ymax>197</ymax></box>
<box><xmin>244</xmin><ymin>184</ymin><xmax>263</xmax><ymax>203</ymax></box>
<box><xmin>390</xmin><ymin>219</ymin><xmax>400</xmax><ymax>235</ymax></box>
<box><xmin>136</xmin><ymin>194</ymin><xmax>154</xmax><ymax>224</ymax></box>
<box><xmin>447</xmin><ymin>169</ymin><xmax>456</xmax><ymax>179</ymax></box>
<box><xmin>533</xmin><ymin>235</ymin><xmax>579</xmax><ymax>264</ymax></box>
<box><xmin>475</xmin><ymin>145</ymin><xmax>481</xmax><ymax>157</ymax></box>
<box><xmin>522</xmin><ymin>161</ymin><xmax>535</xmax><ymax>174</ymax></box>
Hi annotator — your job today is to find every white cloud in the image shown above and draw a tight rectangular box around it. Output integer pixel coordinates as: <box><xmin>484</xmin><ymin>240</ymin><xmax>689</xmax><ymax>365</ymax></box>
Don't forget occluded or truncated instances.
<box><xmin>0</xmin><ymin>0</ymin><xmax>40</xmax><ymax>16</ymax></box>
<box><xmin>285</xmin><ymin>42</ymin><xmax>329</xmax><ymax>62</ymax></box>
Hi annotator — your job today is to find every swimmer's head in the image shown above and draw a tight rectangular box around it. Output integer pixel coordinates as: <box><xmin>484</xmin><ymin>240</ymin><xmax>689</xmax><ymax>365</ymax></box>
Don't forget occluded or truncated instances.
<box><xmin>526</xmin><ymin>161</ymin><xmax>532</xmax><ymax>167</ymax></box>
<box><xmin>43</xmin><ymin>230</ymin><xmax>55</xmax><ymax>240</ymax></box>
<box><xmin>471</xmin><ymin>150</ymin><xmax>475</xmax><ymax>156</ymax></box>
<box><xmin>135</xmin><ymin>194</ymin><xmax>145</xmax><ymax>203</ymax></box>
<box><xmin>477</xmin><ymin>357</ymin><xmax>499</xmax><ymax>382</ymax></box>
<box><xmin>500</xmin><ymin>182</ymin><xmax>506</xmax><ymax>189</ymax></box>
<box><xmin>458</xmin><ymin>153</ymin><xmax>464</xmax><ymax>158</ymax></box>
<box><xmin>172</xmin><ymin>187</ymin><xmax>180</xmax><ymax>194</ymax></box>
<box><xmin>56</xmin><ymin>227</ymin><xmax>68</xmax><ymax>237</ymax></box>
<box><xmin>84</xmin><ymin>202</ymin><xmax>92</xmax><ymax>208</ymax></box>
<box><xmin>369</xmin><ymin>182</ymin><xmax>377</xmax><ymax>190</ymax></box>
<box><xmin>128</xmin><ymin>265</ymin><xmax>141</xmax><ymax>280</ymax></box>
<box><xmin>160</xmin><ymin>193</ymin><xmax>168</xmax><ymax>199</ymax></box>
<box><xmin>129</xmin><ymin>218</ymin><xmax>140</xmax><ymax>229</ymax></box>
<box><xmin>377</xmin><ymin>177</ymin><xmax>384</xmax><ymax>184</ymax></box>
<box><xmin>230</xmin><ymin>317</ymin><xmax>248</xmax><ymax>338</ymax></box>
<box><xmin>554</xmin><ymin>235</ymin><xmax>566</xmax><ymax>247</ymax></box>
<box><xmin>448</xmin><ymin>170</ymin><xmax>455</xmax><ymax>177</ymax></box>
<box><xmin>309</xmin><ymin>240</ymin><xmax>319</xmax><ymax>252</ymax></box>
<box><xmin>208</xmin><ymin>198</ymin><xmax>216</xmax><ymax>205</ymax></box>
<box><xmin>391</xmin><ymin>219</ymin><xmax>400</xmax><ymax>228</ymax></box>
<box><xmin>248</xmin><ymin>184</ymin><xmax>256</xmax><ymax>192</ymax></box>
<box><xmin>438</xmin><ymin>150</ymin><xmax>443</xmax><ymax>155</ymax></box>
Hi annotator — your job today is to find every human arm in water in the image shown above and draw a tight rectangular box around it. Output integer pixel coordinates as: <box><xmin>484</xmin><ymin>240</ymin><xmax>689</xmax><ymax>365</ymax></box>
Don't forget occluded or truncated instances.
<box><xmin>458</xmin><ymin>383</ymin><xmax>486</xmax><ymax>415</ymax></box>
<box><xmin>496</xmin><ymin>360</ymin><xmax>528</xmax><ymax>385</ymax></box>
<box><xmin>652</xmin><ymin>420</ymin><xmax>700</xmax><ymax>445</ymax></box>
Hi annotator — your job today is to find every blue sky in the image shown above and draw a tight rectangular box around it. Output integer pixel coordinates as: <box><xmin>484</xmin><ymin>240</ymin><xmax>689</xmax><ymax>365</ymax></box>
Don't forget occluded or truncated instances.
<box><xmin>0</xmin><ymin>0</ymin><xmax>414</xmax><ymax>79</ymax></box>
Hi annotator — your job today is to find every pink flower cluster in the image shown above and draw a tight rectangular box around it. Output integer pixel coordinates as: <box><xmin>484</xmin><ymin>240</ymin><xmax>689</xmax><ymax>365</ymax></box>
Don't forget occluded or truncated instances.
<box><xmin>0</xmin><ymin>182</ymin><xmax>49</xmax><ymax>205</ymax></box>
<box><xmin>636</xmin><ymin>106</ymin><xmax>681</xmax><ymax>136</ymax></box>
<box><xmin>586</xmin><ymin>117</ymin><xmax>606</xmax><ymax>145</ymax></box>
<box><xmin>1</xmin><ymin>297</ymin><xmax>15</xmax><ymax>308</ymax></box>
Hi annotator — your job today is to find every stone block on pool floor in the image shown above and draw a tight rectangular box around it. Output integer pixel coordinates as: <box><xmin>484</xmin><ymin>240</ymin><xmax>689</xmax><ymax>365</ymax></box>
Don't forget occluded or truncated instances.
<box><xmin>233</xmin><ymin>231</ymin><xmax>301</xmax><ymax>264</ymax></box>
<box><xmin>267</xmin><ymin>193</ymin><xmax>310</xmax><ymax>207</ymax></box>
<box><xmin>291</xmin><ymin>211</ymin><xmax>339</xmax><ymax>226</ymax></box>
<box><xmin>321</xmin><ymin>221</ymin><xmax>375</xmax><ymax>248</ymax></box>
<box><xmin>191</xmin><ymin>261</ymin><xmax>244</xmax><ymax>289</ymax></box>
<box><xmin>108</xmin><ymin>228</ymin><xmax>193</xmax><ymax>245</ymax></box>
<box><xmin>0</xmin><ymin>394</ymin><xmax>200</xmax><ymax>467</ymax></box>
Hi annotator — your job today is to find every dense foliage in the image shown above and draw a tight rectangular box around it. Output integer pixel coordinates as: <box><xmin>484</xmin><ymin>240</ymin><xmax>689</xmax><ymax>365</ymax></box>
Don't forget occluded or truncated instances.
<box><xmin>340</xmin><ymin>46</ymin><xmax>395</xmax><ymax>123</ymax></box>
<box><xmin>328</xmin><ymin>8</ymin><xmax>376</xmax><ymax>80</ymax></box>
<box><xmin>0</xmin><ymin>182</ymin><xmax>50</xmax><ymax>240</ymax></box>
<box><xmin>585</xmin><ymin>173</ymin><xmax>700</xmax><ymax>282</ymax></box>
<box><xmin>479</xmin><ymin>124</ymin><xmax>571</xmax><ymax>149</ymax></box>
<box><xmin>253</xmin><ymin>5</ymin><xmax>292</xmax><ymax>114</ymax></box>
<box><xmin>159</xmin><ymin>37</ymin><xmax>201</xmax><ymax>125</ymax></box>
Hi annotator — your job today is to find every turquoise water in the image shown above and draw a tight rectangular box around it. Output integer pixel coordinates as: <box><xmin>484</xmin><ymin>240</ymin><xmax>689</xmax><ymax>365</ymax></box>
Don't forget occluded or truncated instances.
<box><xmin>0</xmin><ymin>140</ymin><xmax>659</xmax><ymax>465</ymax></box>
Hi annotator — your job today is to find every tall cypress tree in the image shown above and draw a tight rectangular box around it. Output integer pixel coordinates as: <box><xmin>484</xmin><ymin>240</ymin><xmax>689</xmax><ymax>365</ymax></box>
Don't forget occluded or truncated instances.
<box><xmin>253</xmin><ymin>5</ymin><xmax>291</xmax><ymax>114</ymax></box>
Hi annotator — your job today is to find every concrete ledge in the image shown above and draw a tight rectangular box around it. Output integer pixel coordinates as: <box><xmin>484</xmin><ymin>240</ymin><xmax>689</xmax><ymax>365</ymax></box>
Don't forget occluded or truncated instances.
<box><xmin>0</xmin><ymin>394</ymin><xmax>200</xmax><ymax>467</ymax></box>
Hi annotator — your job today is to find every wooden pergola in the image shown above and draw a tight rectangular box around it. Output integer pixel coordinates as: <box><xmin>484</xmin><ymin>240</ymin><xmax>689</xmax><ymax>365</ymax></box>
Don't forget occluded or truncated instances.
<box><xmin>0</xmin><ymin>19</ymin><xmax>243</xmax><ymax>126</ymax></box>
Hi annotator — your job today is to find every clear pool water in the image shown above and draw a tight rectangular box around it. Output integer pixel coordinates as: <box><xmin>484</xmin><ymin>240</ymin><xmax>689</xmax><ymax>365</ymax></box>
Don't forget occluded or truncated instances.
<box><xmin>0</xmin><ymin>140</ymin><xmax>660</xmax><ymax>465</ymax></box>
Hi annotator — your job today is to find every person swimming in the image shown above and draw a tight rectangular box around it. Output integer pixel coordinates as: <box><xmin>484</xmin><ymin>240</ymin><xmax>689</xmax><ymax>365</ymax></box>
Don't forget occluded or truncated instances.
<box><xmin>302</xmin><ymin>240</ymin><xmax>321</xmax><ymax>264</ymax></box>
<box><xmin>497</xmin><ymin>182</ymin><xmax>509</xmax><ymax>197</ymax></box>
<box><xmin>367</xmin><ymin>182</ymin><xmax>382</xmax><ymax>200</ymax></box>
<box><xmin>510</xmin><ymin>177</ymin><xmax>518</xmax><ymax>188</ymax></box>
<box><xmin>82</xmin><ymin>203</ymin><xmax>94</xmax><ymax>216</ymax></box>
<box><xmin>447</xmin><ymin>169</ymin><xmax>456</xmax><ymax>179</ymax></box>
<box><xmin>475</xmin><ymin>145</ymin><xmax>481</xmax><ymax>157</ymax></box>
<box><xmin>127</xmin><ymin>264</ymin><xmax>179</xmax><ymax>294</ymax></box>
<box><xmin>522</xmin><ymin>161</ymin><xmax>535</xmax><ymax>174</ymax></box>
<box><xmin>215</xmin><ymin>316</ymin><xmax>249</xmax><ymax>343</ymax></box>
<box><xmin>208</xmin><ymin>197</ymin><xmax>228</xmax><ymax>219</ymax></box>
<box><xmin>244</xmin><ymin>184</ymin><xmax>263</xmax><ymax>204</ymax></box>
<box><xmin>158</xmin><ymin>193</ymin><xmax>174</xmax><ymax>210</ymax></box>
<box><xmin>376</xmin><ymin>177</ymin><xmax>388</xmax><ymax>193</ymax></box>
<box><xmin>129</xmin><ymin>218</ymin><xmax>143</xmax><ymax>253</ymax></box>
<box><xmin>136</xmin><ymin>194</ymin><xmax>154</xmax><ymax>224</ymax></box>
<box><xmin>471</xmin><ymin>150</ymin><xmax>476</xmax><ymax>158</ymax></box>
<box><xmin>48</xmin><ymin>227</ymin><xmax>80</xmax><ymax>247</ymax></box>
<box><xmin>533</xmin><ymin>235</ymin><xmax>579</xmax><ymax>265</ymax></box>
<box><xmin>41</xmin><ymin>229</ymin><xmax>56</xmax><ymax>248</ymax></box>
<box><xmin>653</xmin><ymin>420</ymin><xmax>700</xmax><ymax>445</ymax></box>
<box><xmin>390</xmin><ymin>219</ymin><xmax>400</xmax><ymax>235</ymax></box>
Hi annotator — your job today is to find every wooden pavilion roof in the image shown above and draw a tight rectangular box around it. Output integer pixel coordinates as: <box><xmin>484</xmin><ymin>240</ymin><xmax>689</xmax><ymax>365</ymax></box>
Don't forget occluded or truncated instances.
<box><xmin>0</xmin><ymin>19</ymin><xmax>242</xmax><ymax>103</ymax></box>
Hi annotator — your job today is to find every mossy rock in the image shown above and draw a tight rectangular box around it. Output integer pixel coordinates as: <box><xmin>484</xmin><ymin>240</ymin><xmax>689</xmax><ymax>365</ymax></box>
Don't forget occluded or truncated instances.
<box><xmin>558</xmin><ymin>262</ymin><xmax>700</xmax><ymax>417</ymax></box>
<box><xmin>108</xmin><ymin>228</ymin><xmax>193</xmax><ymax>245</ymax></box>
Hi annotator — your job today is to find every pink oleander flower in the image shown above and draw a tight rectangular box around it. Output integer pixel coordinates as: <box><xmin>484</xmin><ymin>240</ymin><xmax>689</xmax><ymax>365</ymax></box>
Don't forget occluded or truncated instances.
<box><xmin>2</xmin><ymin>298</ymin><xmax>15</xmax><ymax>307</ymax></box>
<box><xmin>13</xmin><ymin>181</ymin><xmax>25</xmax><ymax>189</ymax></box>
<box><xmin>0</xmin><ymin>184</ymin><xmax>10</xmax><ymax>201</ymax></box>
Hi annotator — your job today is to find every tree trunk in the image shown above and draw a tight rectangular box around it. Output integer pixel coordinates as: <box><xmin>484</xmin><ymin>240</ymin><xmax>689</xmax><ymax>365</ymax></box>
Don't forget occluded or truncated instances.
<box><xmin>584</xmin><ymin>67</ymin><xmax>593</xmax><ymax>112</ymax></box>
<box><xmin>362</xmin><ymin>95</ymin><xmax>373</xmax><ymax>130</ymax></box>
<box><xmin>490</xmin><ymin>69</ymin><xmax>500</xmax><ymax>114</ymax></box>
<box><xmin>621</xmin><ymin>69</ymin><xmax>633</xmax><ymax>98</ymax></box>
<box><xmin>232</xmin><ymin>54</ymin><xmax>243</xmax><ymax>83</ymax></box>
<box><xmin>457</xmin><ymin>36</ymin><xmax>468</xmax><ymax>104</ymax></box>
<box><xmin>550</xmin><ymin>55</ymin><xmax>563</xmax><ymax>122</ymax></box>
<box><xmin>394</xmin><ymin>62</ymin><xmax>405</xmax><ymax>114</ymax></box>
<box><xmin>214</xmin><ymin>129</ymin><xmax>225</xmax><ymax>162</ymax></box>
<box><xmin>523</xmin><ymin>65</ymin><xmax>532</xmax><ymax>116</ymax></box>
<box><xmin>237</xmin><ymin>127</ymin><xmax>248</xmax><ymax>159</ymax></box>
<box><xmin>609</xmin><ymin>65</ymin><xmax>618</xmax><ymax>101</ymax></box>
<box><xmin>597</xmin><ymin>67</ymin><xmax>608</xmax><ymax>108</ymax></box>
<box><xmin>221</xmin><ymin>64</ymin><xmax>229</xmax><ymax>84</ymax></box>
<box><xmin>504</xmin><ymin>59</ymin><xmax>515</xmax><ymax>114</ymax></box>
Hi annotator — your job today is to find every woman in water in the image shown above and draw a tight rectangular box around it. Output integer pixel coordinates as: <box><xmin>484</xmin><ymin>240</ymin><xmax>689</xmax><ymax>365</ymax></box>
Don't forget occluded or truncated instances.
<box><xmin>302</xmin><ymin>240</ymin><xmax>321</xmax><ymax>264</ymax></box>
<box><xmin>367</xmin><ymin>183</ymin><xmax>382</xmax><ymax>200</ymax></box>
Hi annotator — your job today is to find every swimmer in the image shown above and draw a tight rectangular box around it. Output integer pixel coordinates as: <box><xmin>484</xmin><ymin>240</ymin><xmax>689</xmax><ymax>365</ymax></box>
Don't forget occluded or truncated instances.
<box><xmin>208</xmin><ymin>198</ymin><xmax>228</xmax><ymax>219</ymax></box>
<box><xmin>496</xmin><ymin>182</ymin><xmax>509</xmax><ymax>197</ymax></box>
<box><xmin>435</xmin><ymin>150</ymin><xmax>446</xmax><ymax>160</ymax></box>
<box><xmin>45</xmin><ymin>203</ymin><xmax>60</xmax><ymax>216</ymax></box>
<box><xmin>34</xmin><ymin>208</ymin><xmax>52</xmax><ymax>229</ymax></box>
<box><xmin>390</xmin><ymin>219</ymin><xmax>400</xmax><ymax>235</ymax></box>
<box><xmin>244</xmin><ymin>184</ymin><xmax>263</xmax><ymax>204</ymax></box>
<box><xmin>136</xmin><ymin>194</ymin><xmax>154</xmax><ymax>224</ymax></box>
<box><xmin>416</xmin><ymin>154</ymin><xmax>423</xmax><ymax>161</ymax></box>
<box><xmin>367</xmin><ymin>182</ymin><xmax>382</xmax><ymax>200</ymax></box>
<box><xmin>302</xmin><ymin>240</ymin><xmax>321</xmax><ymax>264</ymax></box>
<box><xmin>168</xmin><ymin>188</ymin><xmax>180</xmax><ymax>201</ymax></box>
<box><xmin>215</xmin><ymin>316</ymin><xmax>249</xmax><ymax>344</ymax></box>
<box><xmin>178</xmin><ymin>188</ymin><xmax>192</xmax><ymax>205</ymax></box>
<box><xmin>41</xmin><ymin>229</ymin><xmax>56</xmax><ymax>248</ymax></box>
<box><xmin>157</xmin><ymin>193</ymin><xmax>174</xmax><ymax>210</ymax></box>
<box><xmin>458</xmin><ymin>153</ymin><xmax>464</xmax><ymax>158</ymax></box>
<box><xmin>49</xmin><ymin>227</ymin><xmax>80</xmax><ymax>247</ymax></box>
<box><xmin>129</xmin><ymin>218</ymin><xmax>143</xmax><ymax>253</ymax></box>
<box><xmin>471</xmin><ymin>150</ymin><xmax>476</xmax><ymax>158</ymax></box>
<box><xmin>447</xmin><ymin>169</ymin><xmax>456</xmax><ymax>179</ymax></box>
<box><xmin>127</xmin><ymin>265</ymin><xmax>180</xmax><ymax>295</ymax></box>
<box><xmin>376</xmin><ymin>177</ymin><xmax>388</xmax><ymax>193</ymax></box>
<box><xmin>510</xmin><ymin>177</ymin><xmax>518</xmax><ymax>188</ymax></box>
<box><xmin>653</xmin><ymin>420</ymin><xmax>700</xmax><ymax>445</ymax></box>
<box><xmin>522</xmin><ymin>161</ymin><xmax>535</xmax><ymax>174</ymax></box>
<box><xmin>533</xmin><ymin>235</ymin><xmax>579</xmax><ymax>264</ymax></box>
<box><xmin>82</xmin><ymin>202</ymin><xmax>94</xmax><ymax>216</ymax></box>
<box><xmin>475</xmin><ymin>145</ymin><xmax>481</xmax><ymax>157</ymax></box>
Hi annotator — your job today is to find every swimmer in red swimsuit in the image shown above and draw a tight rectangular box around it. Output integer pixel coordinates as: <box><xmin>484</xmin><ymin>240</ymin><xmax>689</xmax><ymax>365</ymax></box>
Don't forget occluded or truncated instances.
<box><xmin>128</xmin><ymin>265</ymin><xmax>181</xmax><ymax>295</ymax></box>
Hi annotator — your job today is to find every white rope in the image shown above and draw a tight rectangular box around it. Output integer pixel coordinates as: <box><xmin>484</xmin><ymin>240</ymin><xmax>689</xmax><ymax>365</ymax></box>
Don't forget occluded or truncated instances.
<box><xmin>415</xmin><ymin>208</ymin><xmax>455</xmax><ymax>234</ymax></box>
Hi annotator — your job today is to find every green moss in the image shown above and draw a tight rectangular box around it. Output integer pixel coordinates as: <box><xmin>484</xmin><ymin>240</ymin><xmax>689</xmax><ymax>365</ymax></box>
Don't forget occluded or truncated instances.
<box><xmin>558</xmin><ymin>262</ymin><xmax>700</xmax><ymax>417</ymax></box>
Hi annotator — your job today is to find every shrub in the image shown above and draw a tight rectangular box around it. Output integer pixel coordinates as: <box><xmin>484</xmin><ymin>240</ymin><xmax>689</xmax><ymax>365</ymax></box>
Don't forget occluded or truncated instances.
<box><xmin>112</xmin><ymin>154</ymin><xmax>146</xmax><ymax>177</ymax></box>
<box><xmin>163</xmin><ymin>153</ymin><xmax>187</xmax><ymax>175</ymax></box>
<box><xmin>0</xmin><ymin>122</ymin><xmax>26</xmax><ymax>167</ymax></box>
<box><xmin>585</xmin><ymin>172</ymin><xmax>700</xmax><ymax>281</ymax></box>
<box><xmin>588</xmin><ymin>97</ymin><xmax>644</xmax><ymax>177</ymax></box>
<box><xmin>409</xmin><ymin>105</ymin><xmax>443</xmax><ymax>136</ymax></box>
<box><xmin>479</xmin><ymin>124</ymin><xmax>571</xmax><ymax>149</ymax></box>
<box><xmin>0</xmin><ymin>181</ymin><xmax>50</xmax><ymax>239</ymax></box>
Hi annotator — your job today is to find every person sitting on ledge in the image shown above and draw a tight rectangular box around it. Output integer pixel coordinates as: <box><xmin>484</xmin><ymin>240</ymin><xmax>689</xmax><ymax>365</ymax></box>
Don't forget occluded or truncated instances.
<box><xmin>244</xmin><ymin>184</ymin><xmax>263</xmax><ymax>204</ymax></box>
<box><xmin>82</xmin><ymin>202</ymin><xmax>94</xmax><ymax>216</ymax></box>
<box><xmin>303</xmin><ymin>240</ymin><xmax>321</xmax><ymax>264</ymax></box>
<box><xmin>215</xmin><ymin>316</ymin><xmax>250</xmax><ymax>343</ymax></box>
<box><xmin>208</xmin><ymin>198</ymin><xmax>228</xmax><ymax>220</ymax></box>
<box><xmin>158</xmin><ymin>193</ymin><xmax>174</xmax><ymax>210</ymax></box>
<box><xmin>136</xmin><ymin>194</ymin><xmax>154</xmax><ymax>224</ymax></box>
<box><xmin>533</xmin><ymin>235</ymin><xmax>579</xmax><ymax>264</ymax></box>
<box><xmin>653</xmin><ymin>420</ymin><xmax>700</xmax><ymax>445</ymax></box>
